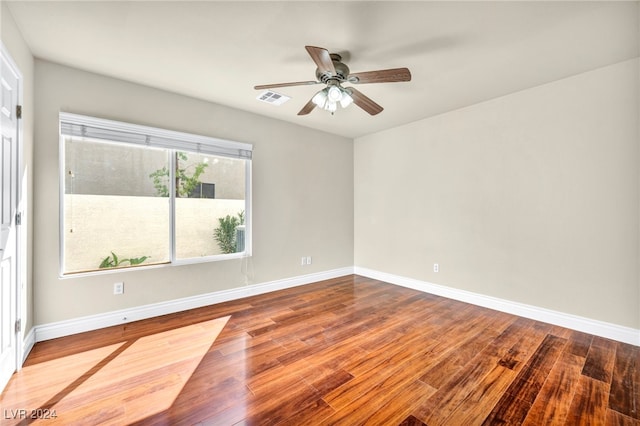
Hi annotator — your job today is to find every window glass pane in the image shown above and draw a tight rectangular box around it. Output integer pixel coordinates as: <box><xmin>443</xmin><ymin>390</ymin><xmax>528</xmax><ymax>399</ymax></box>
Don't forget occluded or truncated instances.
<box><xmin>175</xmin><ymin>152</ymin><xmax>246</xmax><ymax>259</ymax></box>
<box><xmin>63</xmin><ymin>137</ymin><xmax>170</xmax><ymax>273</ymax></box>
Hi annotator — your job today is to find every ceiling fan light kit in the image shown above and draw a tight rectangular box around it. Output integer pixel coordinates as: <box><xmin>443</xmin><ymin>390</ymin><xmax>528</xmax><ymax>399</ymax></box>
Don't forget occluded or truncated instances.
<box><xmin>311</xmin><ymin>84</ymin><xmax>353</xmax><ymax>115</ymax></box>
<box><xmin>254</xmin><ymin>46</ymin><xmax>411</xmax><ymax>116</ymax></box>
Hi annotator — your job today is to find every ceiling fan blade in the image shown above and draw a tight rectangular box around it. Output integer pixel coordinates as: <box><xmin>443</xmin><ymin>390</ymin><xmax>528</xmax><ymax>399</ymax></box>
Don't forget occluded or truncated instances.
<box><xmin>305</xmin><ymin>46</ymin><xmax>336</xmax><ymax>75</ymax></box>
<box><xmin>347</xmin><ymin>88</ymin><xmax>383</xmax><ymax>115</ymax></box>
<box><xmin>254</xmin><ymin>81</ymin><xmax>320</xmax><ymax>90</ymax></box>
<box><xmin>297</xmin><ymin>98</ymin><xmax>317</xmax><ymax>116</ymax></box>
<box><xmin>349</xmin><ymin>68</ymin><xmax>411</xmax><ymax>84</ymax></box>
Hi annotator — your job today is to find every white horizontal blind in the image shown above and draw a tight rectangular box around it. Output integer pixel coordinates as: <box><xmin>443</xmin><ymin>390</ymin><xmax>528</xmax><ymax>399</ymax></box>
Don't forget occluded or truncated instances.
<box><xmin>59</xmin><ymin>112</ymin><xmax>252</xmax><ymax>159</ymax></box>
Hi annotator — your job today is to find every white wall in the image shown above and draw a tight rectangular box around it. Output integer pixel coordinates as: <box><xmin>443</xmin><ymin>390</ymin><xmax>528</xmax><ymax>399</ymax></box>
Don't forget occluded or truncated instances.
<box><xmin>355</xmin><ymin>59</ymin><xmax>639</xmax><ymax>330</ymax></box>
<box><xmin>34</xmin><ymin>60</ymin><xmax>353</xmax><ymax>324</ymax></box>
<box><xmin>1</xmin><ymin>3</ymin><xmax>35</xmax><ymax>336</ymax></box>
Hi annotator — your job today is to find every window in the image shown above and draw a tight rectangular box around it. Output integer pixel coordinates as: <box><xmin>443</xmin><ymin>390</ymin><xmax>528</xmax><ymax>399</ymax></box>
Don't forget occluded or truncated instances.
<box><xmin>189</xmin><ymin>183</ymin><xmax>215</xmax><ymax>199</ymax></box>
<box><xmin>59</xmin><ymin>113</ymin><xmax>252</xmax><ymax>275</ymax></box>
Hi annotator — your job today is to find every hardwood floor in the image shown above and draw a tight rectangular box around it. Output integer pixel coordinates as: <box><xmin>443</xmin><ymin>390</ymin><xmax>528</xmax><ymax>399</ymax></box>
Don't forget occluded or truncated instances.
<box><xmin>1</xmin><ymin>275</ymin><xmax>638</xmax><ymax>425</ymax></box>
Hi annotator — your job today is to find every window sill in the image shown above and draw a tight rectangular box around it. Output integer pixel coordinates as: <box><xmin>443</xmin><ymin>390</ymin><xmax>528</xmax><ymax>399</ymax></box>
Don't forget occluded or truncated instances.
<box><xmin>59</xmin><ymin>252</ymin><xmax>251</xmax><ymax>279</ymax></box>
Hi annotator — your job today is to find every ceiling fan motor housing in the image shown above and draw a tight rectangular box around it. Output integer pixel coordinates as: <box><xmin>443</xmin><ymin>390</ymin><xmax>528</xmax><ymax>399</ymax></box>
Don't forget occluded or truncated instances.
<box><xmin>316</xmin><ymin>53</ymin><xmax>350</xmax><ymax>83</ymax></box>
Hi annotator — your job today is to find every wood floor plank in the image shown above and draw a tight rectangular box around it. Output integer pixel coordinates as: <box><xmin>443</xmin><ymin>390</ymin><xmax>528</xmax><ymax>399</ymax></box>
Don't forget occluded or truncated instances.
<box><xmin>564</xmin><ymin>329</ymin><xmax>594</xmax><ymax>358</ymax></box>
<box><xmin>361</xmin><ymin>380</ymin><xmax>437</xmax><ymax>426</ymax></box>
<box><xmin>582</xmin><ymin>336</ymin><xmax>617</xmax><ymax>384</ymax></box>
<box><xmin>399</xmin><ymin>415</ymin><xmax>429</xmax><ymax>426</ymax></box>
<box><xmin>482</xmin><ymin>396</ymin><xmax>532</xmax><ymax>426</ymax></box>
<box><xmin>565</xmin><ymin>375</ymin><xmax>611</xmax><ymax>425</ymax></box>
<box><xmin>1</xmin><ymin>275</ymin><xmax>636</xmax><ymax>425</ymax></box>
<box><xmin>502</xmin><ymin>334</ymin><xmax>567</xmax><ymax>404</ymax></box>
<box><xmin>522</xmin><ymin>351</ymin><xmax>586</xmax><ymax>425</ymax></box>
<box><xmin>495</xmin><ymin>319</ymin><xmax>550</xmax><ymax>371</ymax></box>
<box><xmin>323</xmin><ymin>377</ymin><xmax>435</xmax><ymax>425</ymax></box>
<box><xmin>478</xmin><ymin>333</ymin><xmax>567</xmax><ymax>425</ymax></box>
<box><xmin>441</xmin><ymin>363</ymin><xmax>516</xmax><ymax>425</ymax></box>
<box><xmin>345</xmin><ymin>327</ymin><xmax>444</xmax><ymax>380</ymax></box>
<box><xmin>309</xmin><ymin>368</ymin><xmax>355</xmax><ymax>395</ymax></box>
<box><xmin>323</xmin><ymin>336</ymin><xmax>443</xmax><ymax>412</ymax></box>
<box><xmin>419</xmin><ymin>315</ymin><xmax>522</xmax><ymax>389</ymax></box>
<box><xmin>241</xmin><ymin>377</ymin><xmax>321</xmax><ymax>425</ymax></box>
<box><xmin>275</xmin><ymin>398</ymin><xmax>336</xmax><ymax>425</ymax></box>
<box><xmin>416</xmin><ymin>354</ymin><xmax>504</xmax><ymax>424</ymax></box>
<box><xmin>327</xmin><ymin>379</ymin><xmax>437</xmax><ymax>426</ymax></box>
<box><xmin>281</xmin><ymin>336</ymin><xmax>370</xmax><ymax>384</ymax></box>
<box><xmin>609</xmin><ymin>342</ymin><xmax>640</xmax><ymax>420</ymax></box>
<box><xmin>421</xmin><ymin>320</ymin><xmax>549</xmax><ymax>425</ymax></box>
<box><xmin>606</xmin><ymin>408</ymin><xmax>640</xmax><ymax>426</ymax></box>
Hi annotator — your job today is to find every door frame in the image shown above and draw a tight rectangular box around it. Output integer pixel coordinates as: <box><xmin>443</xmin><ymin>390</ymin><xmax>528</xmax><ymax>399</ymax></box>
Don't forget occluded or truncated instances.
<box><xmin>0</xmin><ymin>41</ymin><xmax>24</xmax><ymax>382</ymax></box>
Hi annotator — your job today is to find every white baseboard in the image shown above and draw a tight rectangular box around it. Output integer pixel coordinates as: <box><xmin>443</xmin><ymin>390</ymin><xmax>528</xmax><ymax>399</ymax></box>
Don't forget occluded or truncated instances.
<box><xmin>22</xmin><ymin>327</ymin><xmax>35</xmax><ymax>365</ymax></box>
<box><xmin>33</xmin><ymin>267</ymin><xmax>354</xmax><ymax>343</ymax></box>
<box><xmin>355</xmin><ymin>267</ymin><xmax>640</xmax><ymax>347</ymax></box>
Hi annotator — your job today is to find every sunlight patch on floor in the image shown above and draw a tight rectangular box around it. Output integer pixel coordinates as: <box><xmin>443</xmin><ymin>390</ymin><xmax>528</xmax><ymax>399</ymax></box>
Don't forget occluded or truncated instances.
<box><xmin>0</xmin><ymin>316</ymin><xmax>230</xmax><ymax>425</ymax></box>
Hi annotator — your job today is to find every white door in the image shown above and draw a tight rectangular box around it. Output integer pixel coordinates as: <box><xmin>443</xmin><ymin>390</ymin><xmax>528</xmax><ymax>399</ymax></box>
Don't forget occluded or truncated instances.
<box><xmin>0</xmin><ymin>45</ymin><xmax>21</xmax><ymax>393</ymax></box>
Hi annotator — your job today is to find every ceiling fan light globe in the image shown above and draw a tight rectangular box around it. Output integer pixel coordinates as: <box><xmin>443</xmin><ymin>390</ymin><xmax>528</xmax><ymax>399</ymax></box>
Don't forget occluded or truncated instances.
<box><xmin>325</xmin><ymin>101</ymin><xmax>337</xmax><ymax>113</ymax></box>
<box><xmin>340</xmin><ymin>92</ymin><xmax>353</xmax><ymax>108</ymax></box>
<box><xmin>327</xmin><ymin>86</ymin><xmax>342</xmax><ymax>102</ymax></box>
<box><xmin>312</xmin><ymin>90</ymin><xmax>327</xmax><ymax>108</ymax></box>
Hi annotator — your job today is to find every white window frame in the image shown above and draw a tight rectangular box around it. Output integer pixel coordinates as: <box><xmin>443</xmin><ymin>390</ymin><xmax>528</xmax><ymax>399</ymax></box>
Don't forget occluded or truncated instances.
<box><xmin>59</xmin><ymin>112</ymin><xmax>252</xmax><ymax>276</ymax></box>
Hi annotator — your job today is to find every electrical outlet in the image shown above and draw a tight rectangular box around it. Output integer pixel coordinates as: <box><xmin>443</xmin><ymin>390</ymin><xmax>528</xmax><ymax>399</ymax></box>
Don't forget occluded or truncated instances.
<box><xmin>306</xmin><ymin>256</ymin><xmax>312</xmax><ymax>265</ymax></box>
<box><xmin>113</xmin><ymin>282</ymin><xmax>124</xmax><ymax>295</ymax></box>
<box><xmin>433</xmin><ymin>263</ymin><xmax>439</xmax><ymax>273</ymax></box>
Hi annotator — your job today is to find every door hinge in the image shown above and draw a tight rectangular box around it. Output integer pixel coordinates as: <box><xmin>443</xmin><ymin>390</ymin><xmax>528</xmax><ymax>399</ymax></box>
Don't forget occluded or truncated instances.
<box><xmin>15</xmin><ymin>319</ymin><xmax>21</xmax><ymax>333</ymax></box>
<box><xmin>16</xmin><ymin>105</ymin><xmax>22</xmax><ymax>119</ymax></box>
<box><xmin>15</xmin><ymin>212</ymin><xmax>21</xmax><ymax>225</ymax></box>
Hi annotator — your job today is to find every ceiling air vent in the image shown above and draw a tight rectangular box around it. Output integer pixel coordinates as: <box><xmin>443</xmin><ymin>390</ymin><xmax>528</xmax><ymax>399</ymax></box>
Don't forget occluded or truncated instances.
<box><xmin>256</xmin><ymin>90</ymin><xmax>290</xmax><ymax>106</ymax></box>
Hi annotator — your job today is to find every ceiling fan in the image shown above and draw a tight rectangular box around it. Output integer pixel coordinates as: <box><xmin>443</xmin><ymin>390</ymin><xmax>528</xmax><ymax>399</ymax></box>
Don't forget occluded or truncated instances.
<box><xmin>254</xmin><ymin>46</ymin><xmax>411</xmax><ymax>116</ymax></box>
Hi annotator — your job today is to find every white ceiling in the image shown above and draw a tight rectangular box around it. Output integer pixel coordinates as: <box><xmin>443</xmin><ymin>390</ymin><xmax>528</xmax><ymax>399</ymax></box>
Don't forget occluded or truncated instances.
<box><xmin>6</xmin><ymin>1</ymin><xmax>639</xmax><ymax>139</ymax></box>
